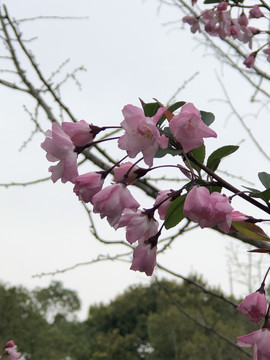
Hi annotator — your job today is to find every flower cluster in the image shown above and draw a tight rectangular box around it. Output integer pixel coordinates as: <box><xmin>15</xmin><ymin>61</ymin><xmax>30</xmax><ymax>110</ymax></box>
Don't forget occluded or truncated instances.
<box><xmin>237</xmin><ymin>268</ymin><xmax>270</xmax><ymax>359</ymax></box>
<box><xmin>2</xmin><ymin>340</ymin><xmax>26</xmax><ymax>360</ymax></box>
<box><xmin>183</xmin><ymin>1</ymin><xmax>269</xmax><ymax>68</ymax></box>
<box><xmin>41</xmin><ymin>100</ymin><xmax>256</xmax><ymax>277</ymax></box>
<box><xmin>42</xmin><ymin>96</ymin><xmax>270</xmax><ymax>354</ymax></box>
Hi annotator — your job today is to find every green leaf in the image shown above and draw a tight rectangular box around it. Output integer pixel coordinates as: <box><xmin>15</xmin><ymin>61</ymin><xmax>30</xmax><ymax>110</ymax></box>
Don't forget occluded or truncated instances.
<box><xmin>200</xmin><ymin>111</ymin><xmax>215</xmax><ymax>126</ymax></box>
<box><xmin>242</xmin><ymin>186</ymin><xmax>261</xmax><ymax>193</ymax></box>
<box><xmin>258</xmin><ymin>172</ymin><xmax>270</xmax><ymax>189</ymax></box>
<box><xmin>190</xmin><ymin>145</ymin><xmax>205</xmax><ymax>173</ymax></box>
<box><xmin>164</xmin><ymin>195</ymin><xmax>186</xmax><ymax>230</ymax></box>
<box><xmin>143</xmin><ymin>102</ymin><xmax>161</xmax><ymax>117</ymax></box>
<box><xmin>155</xmin><ymin>147</ymin><xmax>182</xmax><ymax>158</ymax></box>
<box><xmin>232</xmin><ymin>221</ymin><xmax>270</xmax><ymax>241</ymax></box>
<box><xmin>206</xmin><ymin>145</ymin><xmax>239</xmax><ymax>172</ymax></box>
<box><xmin>204</xmin><ymin>0</ymin><xmax>221</xmax><ymax>4</ymax></box>
<box><xmin>154</xmin><ymin>127</ymin><xmax>181</xmax><ymax>158</ymax></box>
<box><xmin>249</xmin><ymin>188</ymin><xmax>270</xmax><ymax>203</ymax></box>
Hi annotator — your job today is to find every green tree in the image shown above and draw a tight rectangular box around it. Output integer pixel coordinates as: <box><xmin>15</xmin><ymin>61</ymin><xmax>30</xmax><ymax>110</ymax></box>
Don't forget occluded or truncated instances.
<box><xmin>33</xmin><ymin>280</ymin><xmax>81</xmax><ymax>322</ymax></box>
<box><xmin>80</xmin><ymin>278</ymin><xmax>255</xmax><ymax>360</ymax></box>
<box><xmin>0</xmin><ymin>281</ymin><xmax>81</xmax><ymax>360</ymax></box>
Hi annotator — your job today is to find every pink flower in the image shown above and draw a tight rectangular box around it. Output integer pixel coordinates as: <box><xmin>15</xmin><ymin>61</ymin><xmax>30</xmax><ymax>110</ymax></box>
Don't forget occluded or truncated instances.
<box><xmin>232</xmin><ymin>211</ymin><xmax>249</xmax><ymax>222</ymax></box>
<box><xmin>4</xmin><ymin>341</ymin><xmax>25</xmax><ymax>360</ymax></box>
<box><xmin>249</xmin><ymin>5</ymin><xmax>263</xmax><ymax>19</ymax></box>
<box><xmin>209</xmin><ymin>192</ymin><xmax>234</xmax><ymax>233</ymax></box>
<box><xmin>130</xmin><ymin>241</ymin><xmax>157</xmax><ymax>276</ymax></box>
<box><xmin>169</xmin><ymin>103</ymin><xmax>217</xmax><ymax>153</ymax></box>
<box><xmin>237</xmin><ymin>328</ymin><xmax>270</xmax><ymax>359</ymax></box>
<box><xmin>238</xmin><ymin>292</ymin><xmax>268</xmax><ymax>323</ymax></box>
<box><xmin>41</xmin><ymin>123</ymin><xmax>78</xmax><ymax>183</ymax></box>
<box><xmin>73</xmin><ymin>172</ymin><xmax>105</xmax><ymax>203</ymax></box>
<box><xmin>113</xmin><ymin>161</ymin><xmax>139</xmax><ymax>185</ymax></box>
<box><xmin>184</xmin><ymin>186</ymin><xmax>233</xmax><ymax>232</ymax></box>
<box><xmin>263</xmin><ymin>46</ymin><xmax>270</xmax><ymax>62</ymax></box>
<box><xmin>230</xmin><ymin>25</ymin><xmax>239</xmax><ymax>38</ymax></box>
<box><xmin>182</xmin><ymin>16</ymin><xmax>201</xmax><ymax>33</ymax></box>
<box><xmin>154</xmin><ymin>190</ymin><xmax>173</xmax><ymax>220</ymax></box>
<box><xmin>217</xmin><ymin>2</ymin><xmax>228</xmax><ymax>11</ymax></box>
<box><xmin>62</xmin><ymin>120</ymin><xmax>96</xmax><ymax>146</ymax></box>
<box><xmin>244</xmin><ymin>53</ymin><xmax>256</xmax><ymax>68</ymax></box>
<box><xmin>118</xmin><ymin>104</ymin><xmax>168</xmax><ymax>167</ymax></box>
<box><xmin>118</xmin><ymin>209</ymin><xmax>159</xmax><ymax>244</ymax></box>
<box><xmin>92</xmin><ymin>183</ymin><xmax>140</xmax><ymax>228</ymax></box>
<box><xmin>238</xmin><ymin>12</ymin><xmax>249</xmax><ymax>27</ymax></box>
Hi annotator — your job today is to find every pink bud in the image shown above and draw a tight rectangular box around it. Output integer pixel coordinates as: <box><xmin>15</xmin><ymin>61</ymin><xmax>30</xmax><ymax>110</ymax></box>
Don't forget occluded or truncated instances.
<box><xmin>73</xmin><ymin>172</ymin><xmax>104</xmax><ymax>203</ymax></box>
<box><xmin>154</xmin><ymin>190</ymin><xmax>173</xmax><ymax>220</ymax></box>
<box><xmin>243</xmin><ymin>53</ymin><xmax>256</xmax><ymax>68</ymax></box>
<box><xmin>130</xmin><ymin>241</ymin><xmax>157</xmax><ymax>276</ymax></box>
<box><xmin>263</xmin><ymin>46</ymin><xmax>270</xmax><ymax>62</ymax></box>
<box><xmin>62</xmin><ymin>120</ymin><xmax>96</xmax><ymax>146</ymax></box>
<box><xmin>5</xmin><ymin>341</ymin><xmax>15</xmax><ymax>348</ymax></box>
<box><xmin>113</xmin><ymin>161</ymin><xmax>139</xmax><ymax>185</ymax></box>
<box><xmin>232</xmin><ymin>211</ymin><xmax>249</xmax><ymax>222</ymax></box>
<box><xmin>238</xmin><ymin>12</ymin><xmax>249</xmax><ymax>27</ymax></box>
<box><xmin>217</xmin><ymin>2</ymin><xmax>228</xmax><ymax>11</ymax></box>
<box><xmin>249</xmin><ymin>5</ymin><xmax>263</xmax><ymax>19</ymax></box>
<box><xmin>237</xmin><ymin>291</ymin><xmax>267</xmax><ymax>323</ymax></box>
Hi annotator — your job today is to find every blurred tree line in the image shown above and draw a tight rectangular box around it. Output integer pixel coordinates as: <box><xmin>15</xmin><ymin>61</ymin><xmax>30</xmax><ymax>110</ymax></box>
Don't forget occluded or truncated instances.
<box><xmin>0</xmin><ymin>278</ymin><xmax>256</xmax><ymax>359</ymax></box>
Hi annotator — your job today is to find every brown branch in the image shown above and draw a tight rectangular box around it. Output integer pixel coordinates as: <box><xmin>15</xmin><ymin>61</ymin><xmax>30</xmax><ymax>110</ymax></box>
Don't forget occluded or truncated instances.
<box><xmin>157</xmin><ymin>262</ymin><xmax>238</xmax><ymax>308</ymax></box>
<box><xmin>159</xmin><ymin>282</ymin><xmax>252</xmax><ymax>358</ymax></box>
<box><xmin>3</xmin><ymin>5</ymin><xmax>77</xmax><ymax>123</ymax></box>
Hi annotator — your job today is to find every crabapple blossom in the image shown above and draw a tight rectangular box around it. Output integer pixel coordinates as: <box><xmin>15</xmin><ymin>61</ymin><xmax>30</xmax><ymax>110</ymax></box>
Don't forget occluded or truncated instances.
<box><xmin>4</xmin><ymin>341</ymin><xmax>25</xmax><ymax>360</ymax></box>
<box><xmin>238</xmin><ymin>292</ymin><xmax>268</xmax><ymax>323</ymax></box>
<box><xmin>238</xmin><ymin>12</ymin><xmax>249</xmax><ymax>27</ymax></box>
<box><xmin>130</xmin><ymin>240</ymin><xmax>157</xmax><ymax>276</ymax></box>
<box><xmin>118</xmin><ymin>104</ymin><xmax>168</xmax><ymax>167</ymax></box>
<box><xmin>249</xmin><ymin>5</ymin><xmax>263</xmax><ymax>19</ymax></box>
<box><xmin>169</xmin><ymin>103</ymin><xmax>217</xmax><ymax>153</ymax></box>
<box><xmin>232</xmin><ymin>211</ymin><xmax>249</xmax><ymax>222</ymax></box>
<box><xmin>217</xmin><ymin>2</ymin><xmax>228</xmax><ymax>12</ymax></box>
<box><xmin>244</xmin><ymin>53</ymin><xmax>256</xmax><ymax>68</ymax></box>
<box><xmin>263</xmin><ymin>46</ymin><xmax>270</xmax><ymax>62</ymax></box>
<box><xmin>62</xmin><ymin>120</ymin><xmax>97</xmax><ymax>146</ymax></box>
<box><xmin>184</xmin><ymin>186</ymin><xmax>233</xmax><ymax>232</ymax></box>
<box><xmin>73</xmin><ymin>172</ymin><xmax>105</xmax><ymax>203</ymax></box>
<box><xmin>237</xmin><ymin>328</ymin><xmax>270</xmax><ymax>359</ymax></box>
<box><xmin>113</xmin><ymin>161</ymin><xmax>140</xmax><ymax>185</ymax></box>
<box><xmin>118</xmin><ymin>209</ymin><xmax>159</xmax><ymax>244</ymax></box>
<box><xmin>182</xmin><ymin>15</ymin><xmax>200</xmax><ymax>33</ymax></box>
<box><xmin>154</xmin><ymin>189</ymin><xmax>174</xmax><ymax>220</ymax></box>
<box><xmin>92</xmin><ymin>183</ymin><xmax>140</xmax><ymax>228</ymax></box>
<box><xmin>41</xmin><ymin>123</ymin><xmax>78</xmax><ymax>183</ymax></box>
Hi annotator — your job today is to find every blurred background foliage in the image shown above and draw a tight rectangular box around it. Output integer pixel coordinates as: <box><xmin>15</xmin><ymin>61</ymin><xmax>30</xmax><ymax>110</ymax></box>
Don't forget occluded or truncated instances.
<box><xmin>0</xmin><ymin>278</ymin><xmax>258</xmax><ymax>359</ymax></box>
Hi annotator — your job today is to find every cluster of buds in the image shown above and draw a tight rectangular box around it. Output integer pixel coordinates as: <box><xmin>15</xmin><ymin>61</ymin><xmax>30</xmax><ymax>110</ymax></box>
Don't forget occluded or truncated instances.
<box><xmin>41</xmin><ymin>100</ymin><xmax>262</xmax><ymax>276</ymax></box>
<box><xmin>183</xmin><ymin>1</ymin><xmax>270</xmax><ymax>68</ymax></box>
<box><xmin>237</xmin><ymin>268</ymin><xmax>270</xmax><ymax>358</ymax></box>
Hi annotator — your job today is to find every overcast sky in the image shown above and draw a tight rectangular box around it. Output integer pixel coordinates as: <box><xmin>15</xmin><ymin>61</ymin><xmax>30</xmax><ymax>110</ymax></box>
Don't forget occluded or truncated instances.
<box><xmin>1</xmin><ymin>0</ymin><xmax>269</xmax><ymax>319</ymax></box>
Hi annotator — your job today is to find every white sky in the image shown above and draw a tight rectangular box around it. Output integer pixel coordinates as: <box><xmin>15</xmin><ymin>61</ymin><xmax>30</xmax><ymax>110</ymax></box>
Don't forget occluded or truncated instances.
<box><xmin>1</xmin><ymin>0</ymin><xmax>270</xmax><ymax>319</ymax></box>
